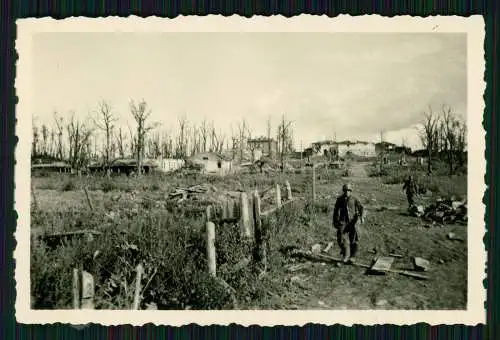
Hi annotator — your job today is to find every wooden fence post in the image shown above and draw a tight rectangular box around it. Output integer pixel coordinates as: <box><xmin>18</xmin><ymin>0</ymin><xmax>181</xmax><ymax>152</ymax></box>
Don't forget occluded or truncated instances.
<box><xmin>206</xmin><ymin>205</ymin><xmax>212</xmax><ymax>222</ymax></box>
<box><xmin>83</xmin><ymin>186</ymin><xmax>94</xmax><ymax>212</ymax></box>
<box><xmin>31</xmin><ymin>182</ymin><xmax>38</xmax><ymax>211</ymax></box>
<box><xmin>275</xmin><ymin>184</ymin><xmax>282</xmax><ymax>209</ymax></box>
<box><xmin>312</xmin><ymin>164</ymin><xmax>316</xmax><ymax>202</ymax></box>
<box><xmin>227</xmin><ymin>199</ymin><xmax>234</xmax><ymax>220</ymax></box>
<box><xmin>206</xmin><ymin>221</ymin><xmax>216</xmax><ymax>277</ymax></box>
<box><xmin>132</xmin><ymin>264</ymin><xmax>144</xmax><ymax>310</ymax></box>
<box><xmin>239</xmin><ymin>193</ymin><xmax>251</xmax><ymax>238</ymax></box>
<box><xmin>72</xmin><ymin>268</ymin><xmax>80</xmax><ymax>309</ymax></box>
<box><xmin>252</xmin><ymin>190</ymin><xmax>267</xmax><ymax>267</ymax></box>
<box><xmin>80</xmin><ymin>270</ymin><xmax>95</xmax><ymax>309</ymax></box>
<box><xmin>285</xmin><ymin>180</ymin><xmax>292</xmax><ymax>201</ymax></box>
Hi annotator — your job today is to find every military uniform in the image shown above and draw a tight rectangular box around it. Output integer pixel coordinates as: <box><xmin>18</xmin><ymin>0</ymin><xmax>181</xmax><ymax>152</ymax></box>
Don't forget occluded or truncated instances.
<box><xmin>333</xmin><ymin>184</ymin><xmax>365</xmax><ymax>262</ymax></box>
<box><xmin>402</xmin><ymin>176</ymin><xmax>418</xmax><ymax>208</ymax></box>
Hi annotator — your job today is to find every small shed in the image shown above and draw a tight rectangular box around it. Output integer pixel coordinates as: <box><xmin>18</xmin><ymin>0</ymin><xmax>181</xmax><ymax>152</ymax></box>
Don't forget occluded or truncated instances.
<box><xmin>186</xmin><ymin>152</ymin><xmax>233</xmax><ymax>174</ymax></box>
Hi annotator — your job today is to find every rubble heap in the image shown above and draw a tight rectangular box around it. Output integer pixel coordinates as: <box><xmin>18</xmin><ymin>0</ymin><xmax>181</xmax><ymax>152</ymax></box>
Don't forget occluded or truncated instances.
<box><xmin>409</xmin><ymin>197</ymin><xmax>467</xmax><ymax>225</ymax></box>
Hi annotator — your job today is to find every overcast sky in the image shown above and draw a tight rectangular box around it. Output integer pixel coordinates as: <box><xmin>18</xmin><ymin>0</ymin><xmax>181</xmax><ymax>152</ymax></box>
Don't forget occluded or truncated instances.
<box><xmin>32</xmin><ymin>32</ymin><xmax>466</xmax><ymax>151</ymax></box>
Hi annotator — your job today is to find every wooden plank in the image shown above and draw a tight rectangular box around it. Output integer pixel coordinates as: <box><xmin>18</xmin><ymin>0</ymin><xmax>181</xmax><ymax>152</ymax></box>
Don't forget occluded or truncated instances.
<box><xmin>369</xmin><ymin>256</ymin><xmax>395</xmax><ymax>274</ymax></box>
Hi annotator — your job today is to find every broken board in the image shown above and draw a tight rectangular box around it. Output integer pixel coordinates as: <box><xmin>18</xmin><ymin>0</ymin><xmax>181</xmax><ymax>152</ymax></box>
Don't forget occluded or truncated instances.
<box><xmin>369</xmin><ymin>256</ymin><xmax>395</xmax><ymax>275</ymax></box>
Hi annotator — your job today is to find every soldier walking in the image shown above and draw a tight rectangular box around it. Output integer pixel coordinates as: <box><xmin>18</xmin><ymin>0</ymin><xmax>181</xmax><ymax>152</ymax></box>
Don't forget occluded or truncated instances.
<box><xmin>333</xmin><ymin>183</ymin><xmax>365</xmax><ymax>264</ymax></box>
<box><xmin>402</xmin><ymin>175</ymin><xmax>418</xmax><ymax>209</ymax></box>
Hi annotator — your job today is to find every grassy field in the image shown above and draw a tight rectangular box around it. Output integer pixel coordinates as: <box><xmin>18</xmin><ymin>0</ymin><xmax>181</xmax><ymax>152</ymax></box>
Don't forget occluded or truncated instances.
<box><xmin>30</xmin><ymin>159</ymin><xmax>467</xmax><ymax>310</ymax></box>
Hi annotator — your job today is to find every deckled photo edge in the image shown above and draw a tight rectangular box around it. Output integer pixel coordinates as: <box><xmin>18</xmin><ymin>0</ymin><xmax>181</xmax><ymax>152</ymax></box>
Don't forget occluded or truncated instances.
<box><xmin>14</xmin><ymin>14</ymin><xmax>486</xmax><ymax>327</ymax></box>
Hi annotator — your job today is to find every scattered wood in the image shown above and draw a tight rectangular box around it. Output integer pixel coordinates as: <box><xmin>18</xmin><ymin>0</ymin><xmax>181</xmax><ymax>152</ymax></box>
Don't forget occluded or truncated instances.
<box><xmin>389</xmin><ymin>253</ymin><xmax>404</xmax><ymax>258</ymax></box>
<box><xmin>369</xmin><ymin>256</ymin><xmax>395</xmax><ymax>274</ymax></box>
<box><xmin>311</xmin><ymin>243</ymin><xmax>322</xmax><ymax>254</ymax></box>
<box><xmin>288</xmin><ymin>248</ymin><xmax>429</xmax><ymax>280</ymax></box>
<box><xmin>413</xmin><ymin>257</ymin><xmax>430</xmax><ymax>272</ymax></box>
<box><xmin>285</xmin><ymin>263</ymin><xmax>310</xmax><ymax>273</ymax></box>
<box><xmin>447</xmin><ymin>232</ymin><xmax>464</xmax><ymax>242</ymax></box>
<box><xmin>323</xmin><ymin>242</ymin><xmax>334</xmax><ymax>253</ymax></box>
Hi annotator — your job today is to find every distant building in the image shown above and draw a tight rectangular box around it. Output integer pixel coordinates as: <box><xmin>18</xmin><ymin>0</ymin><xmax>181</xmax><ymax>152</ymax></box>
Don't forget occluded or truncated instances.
<box><xmin>31</xmin><ymin>161</ymin><xmax>72</xmax><ymax>175</ymax></box>
<box><xmin>335</xmin><ymin>140</ymin><xmax>376</xmax><ymax>158</ymax></box>
<box><xmin>247</xmin><ymin>137</ymin><xmax>278</xmax><ymax>157</ymax></box>
<box><xmin>309</xmin><ymin>140</ymin><xmax>376</xmax><ymax>158</ymax></box>
<box><xmin>154</xmin><ymin>157</ymin><xmax>185</xmax><ymax>173</ymax></box>
<box><xmin>87</xmin><ymin>158</ymin><xmax>158</xmax><ymax>175</ymax></box>
<box><xmin>375</xmin><ymin>141</ymin><xmax>397</xmax><ymax>155</ymax></box>
<box><xmin>186</xmin><ymin>152</ymin><xmax>233</xmax><ymax>174</ymax></box>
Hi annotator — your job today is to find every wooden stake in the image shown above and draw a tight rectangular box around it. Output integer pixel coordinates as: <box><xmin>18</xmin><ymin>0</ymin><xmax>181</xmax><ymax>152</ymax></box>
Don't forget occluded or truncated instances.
<box><xmin>132</xmin><ymin>264</ymin><xmax>144</xmax><ymax>310</ymax></box>
<box><xmin>80</xmin><ymin>270</ymin><xmax>95</xmax><ymax>309</ymax></box>
<box><xmin>206</xmin><ymin>221</ymin><xmax>216</xmax><ymax>276</ymax></box>
<box><xmin>72</xmin><ymin>268</ymin><xmax>80</xmax><ymax>309</ymax></box>
<box><xmin>252</xmin><ymin>190</ymin><xmax>264</xmax><ymax>265</ymax></box>
<box><xmin>239</xmin><ymin>192</ymin><xmax>251</xmax><ymax>238</ymax></box>
<box><xmin>205</xmin><ymin>205</ymin><xmax>212</xmax><ymax>223</ymax></box>
<box><xmin>227</xmin><ymin>199</ymin><xmax>234</xmax><ymax>219</ymax></box>
<box><xmin>31</xmin><ymin>182</ymin><xmax>38</xmax><ymax>211</ymax></box>
<box><xmin>312</xmin><ymin>164</ymin><xmax>316</xmax><ymax>202</ymax></box>
<box><xmin>285</xmin><ymin>180</ymin><xmax>292</xmax><ymax>201</ymax></box>
<box><xmin>275</xmin><ymin>184</ymin><xmax>282</xmax><ymax>209</ymax></box>
<box><xmin>83</xmin><ymin>186</ymin><xmax>94</xmax><ymax>212</ymax></box>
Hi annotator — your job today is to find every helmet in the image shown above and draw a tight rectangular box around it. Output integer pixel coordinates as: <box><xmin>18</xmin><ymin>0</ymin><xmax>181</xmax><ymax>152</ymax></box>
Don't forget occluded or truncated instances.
<box><xmin>342</xmin><ymin>183</ymin><xmax>353</xmax><ymax>192</ymax></box>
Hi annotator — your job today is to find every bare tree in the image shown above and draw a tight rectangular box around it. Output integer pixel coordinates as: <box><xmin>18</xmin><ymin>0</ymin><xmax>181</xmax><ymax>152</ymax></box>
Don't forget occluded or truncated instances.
<box><xmin>277</xmin><ymin>114</ymin><xmax>293</xmax><ymax>172</ymax></box>
<box><xmin>53</xmin><ymin>112</ymin><xmax>65</xmax><ymax>160</ymax></box>
<box><xmin>41</xmin><ymin>124</ymin><xmax>49</xmax><ymax>156</ymax></box>
<box><xmin>237</xmin><ymin>119</ymin><xmax>250</xmax><ymax>162</ymax></box>
<box><xmin>440</xmin><ymin>105</ymin><xmax>467</xmax><ymax>175</ymax></box>
<box><xmin>32</xmin><ymin>116</ymin><xmax>39</xmax><ymax>159</ymax></box>
<box><xmin>115</xmin><ymin>127</ymin><xmax>126</xmax><ymax>159</ymax></box>
<box><xmin>66</xmin><ymin>113</ymin><xmax>93</xmax><ymax>169</ymax></box>
<box><xmin>417</xmin><ymin>106</ymin><xmax>441</xmax><ymax>175</ymax></box>
<box><xmin>200</xmin><ymin>119</ymin><xmax>209</xmax><ymax>153</ymax></box>
<box><xmin>93</xmin><ymin>101</ymin><xmax>118</xmax><ymax>166</ymax></box>
<box><xmin>267</xmin><ymin>116</ymin><xmax>273</xmax><ymax>158</ymax></box>
<box><xmin>457</xmin><ymin>118</ymin><xmax>467</xmax><ymax>167</ymax></box>
<box><xmin>130</xmin><ymin>99</ymin><xmax>157</xmax><ymax>175</ymax></box>
<box><xmin>127</xmin><ymin>123</ymin><xmax>136</xmax><ymax>158</ymax></box>
<box><xmin>379</xmin><ymin>129</ymin><xmax>386</xmax><ymax>143</ymax></box>
<box><xmin>176</xmin><ymin>115</ymin><xmax>188</xmax><ymax>158</ymax></box>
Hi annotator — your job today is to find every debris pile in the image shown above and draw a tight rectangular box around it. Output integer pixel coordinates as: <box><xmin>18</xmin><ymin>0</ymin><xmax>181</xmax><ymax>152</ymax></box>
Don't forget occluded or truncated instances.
<box><xmin>168</xmin><ymin>184</ymin><xmax>216</xmax><ymax>203</ymax></box>
<box><xmin>409</xmin><ymin>198</ymin><xmax>467</xmax><ymax>225</ymax></box>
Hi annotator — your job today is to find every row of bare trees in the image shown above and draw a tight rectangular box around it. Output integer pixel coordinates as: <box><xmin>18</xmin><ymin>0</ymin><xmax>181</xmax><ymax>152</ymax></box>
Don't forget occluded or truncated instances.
<box><xmin>418</xmin><ymin>104</ymin><xmax>467</xmax><ymax>175</ymax></box>
<box><xmin>32</xmin><ymin>100</ymin><xmax>296</xmax><ymax>173</ymax></box>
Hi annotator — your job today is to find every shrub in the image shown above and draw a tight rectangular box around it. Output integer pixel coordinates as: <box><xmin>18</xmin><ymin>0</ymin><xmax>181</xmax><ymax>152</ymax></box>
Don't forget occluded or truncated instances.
<box><xmin>101</xmin><ymin>180</ymin><xmax>118</xmax><ymax>192</ymax></box>
<box><xmin>61</xmin><ymin>180</ymin><xmax>76</xmax><ymax>192</ymax></box>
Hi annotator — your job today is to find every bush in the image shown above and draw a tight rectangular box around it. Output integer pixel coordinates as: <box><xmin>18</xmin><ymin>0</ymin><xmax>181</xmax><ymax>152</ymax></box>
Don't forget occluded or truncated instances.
<box><xmin>61</xmin><ymin>180</ymin><xmax>76</xmax><ymax>192</ymax></box>
<box><xmin>101</xmin><ymin>180</ymin><xmax>118</xmax><ymax>192</ymax></box>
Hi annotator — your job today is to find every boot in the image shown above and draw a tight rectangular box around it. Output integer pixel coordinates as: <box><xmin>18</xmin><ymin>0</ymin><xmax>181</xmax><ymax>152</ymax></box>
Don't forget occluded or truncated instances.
<box><xmin>349</xmin><ymin>243</ymin><xmax>358</xmax><ymax>263</ymax></box>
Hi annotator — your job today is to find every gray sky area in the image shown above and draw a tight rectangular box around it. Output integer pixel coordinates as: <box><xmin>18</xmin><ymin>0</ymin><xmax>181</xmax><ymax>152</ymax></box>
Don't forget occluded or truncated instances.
<box><xmin>32</xmin><ymin>32</ymin><xmax>466</xmax><ymax>151</ymax></box>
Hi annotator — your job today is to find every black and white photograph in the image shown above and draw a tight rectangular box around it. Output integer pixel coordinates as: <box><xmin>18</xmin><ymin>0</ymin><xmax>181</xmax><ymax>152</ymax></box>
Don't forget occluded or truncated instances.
<box><xmin>15</xmin><ymin>15</ymin><xmax>485</xmax><ymax>326</ymax></box>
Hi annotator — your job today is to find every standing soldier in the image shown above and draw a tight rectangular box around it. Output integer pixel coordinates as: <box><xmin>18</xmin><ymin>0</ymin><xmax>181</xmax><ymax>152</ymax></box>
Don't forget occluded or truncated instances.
<box><xmin>333</xmin><ymin>183</ymin><xmax>365</xmax><ymax>264</ymax></box>
<box><xmin>402</xmin><ymin>174</ymin><xmax>418</xmax><ymax>209</ymax></box>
